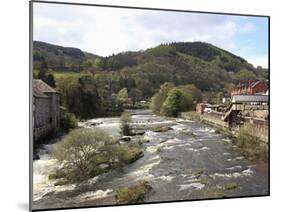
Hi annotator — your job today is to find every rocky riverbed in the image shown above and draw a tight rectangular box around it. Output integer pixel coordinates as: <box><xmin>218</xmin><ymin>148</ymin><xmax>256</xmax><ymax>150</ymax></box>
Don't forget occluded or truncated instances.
<box><xmin>32</xmin><ymin>109</ymin><xmax>268</xmax><ymax>210</ymax></box>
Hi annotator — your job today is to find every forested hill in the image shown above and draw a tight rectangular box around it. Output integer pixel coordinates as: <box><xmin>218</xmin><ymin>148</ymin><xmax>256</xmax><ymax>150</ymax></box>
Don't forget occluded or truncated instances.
<box><xmin>33</xmin><ymin>41</ymin><xmax>99</xmax><ymax>71</ymax></box>
<box><xmin>33</xmin><ymin>40</ymin><xmax>268</xmax><ymax>118</ymax></box>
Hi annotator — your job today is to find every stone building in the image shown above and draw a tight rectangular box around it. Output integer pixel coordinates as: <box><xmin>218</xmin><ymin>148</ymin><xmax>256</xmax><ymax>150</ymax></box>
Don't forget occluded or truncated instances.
<box><xmin>33</xmin><ymin>79</ymin><xmax>60</xmax><ymax>143</ymax></box>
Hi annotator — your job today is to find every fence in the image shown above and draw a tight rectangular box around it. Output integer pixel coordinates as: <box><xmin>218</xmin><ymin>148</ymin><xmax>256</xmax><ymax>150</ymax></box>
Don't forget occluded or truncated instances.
<box><xmin>33</xmin><ymin>124</ymin><xmax>53</xmax><ymax>144</ymax></box>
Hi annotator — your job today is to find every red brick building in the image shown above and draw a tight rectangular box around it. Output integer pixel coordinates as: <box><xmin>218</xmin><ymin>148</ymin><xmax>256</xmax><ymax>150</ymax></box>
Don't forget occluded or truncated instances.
<box><xmin>231</xmin><ymin>80</ymin><xmax>268</xmax><ymax>96</ymax></box>
<box><xmin>196</xmin><ymin>103</ymin><xmax>205</xmax><ymax>114</ymax></box>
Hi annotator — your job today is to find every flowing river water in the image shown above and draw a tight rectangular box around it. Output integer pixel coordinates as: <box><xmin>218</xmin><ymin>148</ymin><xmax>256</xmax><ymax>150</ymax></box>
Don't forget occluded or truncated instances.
<box><xmin>33</xmin><ymin>109</ymin><xmax>268</xmax><ymax>210</ymax></box>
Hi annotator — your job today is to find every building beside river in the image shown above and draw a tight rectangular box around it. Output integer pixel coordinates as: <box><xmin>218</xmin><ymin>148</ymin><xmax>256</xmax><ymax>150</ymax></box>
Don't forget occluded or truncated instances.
<box><xmin>231</xmin><ymin>80</ymin><xmax>267</xmax><ymax>96</ymax></box>
<box><xmin>33</xmin><ymin>79</ymin><xmax>60</xmax><ymax>143</ymax></box>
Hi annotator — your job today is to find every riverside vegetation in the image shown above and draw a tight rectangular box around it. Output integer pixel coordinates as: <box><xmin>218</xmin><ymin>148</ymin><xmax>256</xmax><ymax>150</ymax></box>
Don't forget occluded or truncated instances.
<box><xmin>50</xmin><ymin>127</ymin><xmax>143</xmax><ymax>184</ymax></box>
<box><xmin>236</xmin><ymin>123</ymin><xmax>268</xmax><ymax>161</ymax></box>
<box><xmin>34</xmin><ymin>41</ymin><xmax>268</xmax><ymax>120</ymax></box>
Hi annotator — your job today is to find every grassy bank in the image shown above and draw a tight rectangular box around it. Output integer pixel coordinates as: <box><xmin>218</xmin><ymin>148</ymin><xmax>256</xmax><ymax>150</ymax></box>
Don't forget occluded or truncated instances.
<box><xmin>181</xmin><ymin>111</ymin><xmax>201</xmax><ymax>121</ymax></box>
<box><xmin>235</xmin><ymin>123</ymin><xmax>268</xmax><ymax>161</ymax></box>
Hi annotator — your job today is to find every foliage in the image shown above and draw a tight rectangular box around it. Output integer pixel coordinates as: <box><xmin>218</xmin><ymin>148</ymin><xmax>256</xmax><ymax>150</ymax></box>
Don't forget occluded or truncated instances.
<box><xmin>45</xmin><ymin>73</ymin><xmax>56</xmax><ymax>87</ymax></box>
<box><xmin>116</xmin><ymin>143</ymin><xmax>143</xmax><ymax>165</ymax></box>
<box><xmin>171</xmin><ymin>42</ymin><xmax>222</xmax><ymax>61</ymax></box>
<box><xmin>223</xmin><ymin>183</ymin><xmax>238</xmax><ymax>190</ymax></box>
<box><xmin>150</xmin><ymin>82</ymin><xmax>174</xmax><ymax>115</ymax></box>
<box><xmin>52</xmin><ymin>128</ymin><xmax>116</xmax><ymax>182</ymax></box>
<box><xmin>215</xmin><ymin>92</ymin><xmax>224</xmax><ymax>104</ymax></box>
<box><xmin>146</xmin><ymin>44</ymin><xmax>177</xmax><ymax>57</ymax></box>
<box><xmin>182</xmin><ymin>111</ymin><xmax>201</xmax><ymax>121</ymax></box>
<box><xmin>161</xmin><ymin>88</ymin><xmax>192</xmax><ymax>117</ymax></box>
<box><xmin>236</xmin><ymin>123</ymin><xmax>267</xmax><ymax>161</ymax></box>
<box><xmin>234</xmin><ymin>69</ymin><xmax>256</xmax><ymax>83</ymax></box>
<box><xmin>36</xmin><ymin>60</ymin><xmax>56</xmax><ymax>87</ymax></box>
<box><xmin>51</xmin><ymin>128</ymin><xmax>142</xmax><ymax>183</ymax></box>
<box><xmin>117</xmin><ymin>88</ymin><xmax>129</xmax><ymax>108</ymax></box>
<box><xmin>33</xmin><ymin>41</ymin><xmax>97</xmax><ymax>71</ymax></box>
<box><xmin>56</xmin><ymin>76</ymin><xmax>83</xmax><ymax>116</ymax></box>
<box><xmin>115</xmin><ymin>181</ymin><xmax>152</xmax><ymax>204</ymax></box>
<box><xmin>206</xmin><ymin>190</ymin><xmax>226</xmax><ymax>198</ymax></box>
<box><xmin>60</xmin><ymin>112</ymin><xmax>78</xmax><ymax>132</ymax></box>
<box><xmin>120</xmin><ymin>112</ymin><xmax>133</xmax><ymax>136</ymax></box>
<box><xmin>129</xmin><ymin>88</ymin><xmax>142</xmax><ymax>105</ymax></box>
<box><xmin>150</xmin><ymin>83</ymin><xmax>201</xmax><ymax>117</ymax></box>
<box><xmin>34</xmin><ymin>40</ymin><xmax>268</xmax><ymax>120</ymax></box>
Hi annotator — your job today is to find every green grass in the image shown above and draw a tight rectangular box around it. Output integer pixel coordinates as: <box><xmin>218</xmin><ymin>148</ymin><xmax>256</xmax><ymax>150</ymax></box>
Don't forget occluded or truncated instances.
<box><xmin>52</xmin><ymin>71</ymin><xmax>84</xmax><ymax>80</ymax></box>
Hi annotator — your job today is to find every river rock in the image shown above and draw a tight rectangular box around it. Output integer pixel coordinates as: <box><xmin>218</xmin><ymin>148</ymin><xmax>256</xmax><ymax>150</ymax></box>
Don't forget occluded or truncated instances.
<box><xmin>99</xmin><ymin>164</ymin><xmax>109</xmax><ymax>169</ymax></box>
<box><xmin>133</xmin><ymin>130</ymin><xmax>146</xmax><ymax>135</ymax></box>
<box><xmin>132</xmin><ymin>151</ymin><xmax>144</xmax><ymax>162</ymax></box>
<box><xmin>153</xmin><ymin>126</ymin><xmax>172</xmax><ymax>132</ymax></box>
<box><xmin>89</xmin><ymin>121</ymin><xmax>103</xmax><ymax>127</ymax></box>
<box><xmin>120</xmin><ymin>136</ymin><xmax>131</xmax><ymax>142</ymax></box>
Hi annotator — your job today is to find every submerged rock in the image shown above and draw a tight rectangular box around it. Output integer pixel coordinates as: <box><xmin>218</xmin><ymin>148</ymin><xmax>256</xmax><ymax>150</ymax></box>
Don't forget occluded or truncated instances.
<box><xmin>120</xmin><ymin>136</ymin><xmax>131</xmax><ymax>142</ymax></box>
<box><xmin>89</xmin><ymin>122</ymin><xmax>103</xmax><ymax>126</ymax></box>
<box><xmin>99</xmin><ymin>164</ymin><xmax>109</xmax><ymax>169</ymax></box>
<box><xmin>133</xmin><ymin>130</ymin><xmax>146</xmax><ymax>135</ymax></box>
<box><xmin>152</xmin><ymin>126</ymin><xmax>172</xmax><ymax>132</ymax></box>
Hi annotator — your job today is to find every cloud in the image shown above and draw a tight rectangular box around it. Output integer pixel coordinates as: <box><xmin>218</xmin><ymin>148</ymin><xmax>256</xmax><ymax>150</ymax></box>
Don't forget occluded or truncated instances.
<box><xmin>33</xmin><ymin>2</ymin><xmax>267</xmax><ymax>66</ymax></box>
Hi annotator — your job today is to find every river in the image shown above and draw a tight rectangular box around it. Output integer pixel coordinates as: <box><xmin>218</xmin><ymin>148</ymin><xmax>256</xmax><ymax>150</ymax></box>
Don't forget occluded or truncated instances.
<box><xmin>33</xmin><ymin>109</ymin><xmax>268</xmax><ymax>210</ymax></box>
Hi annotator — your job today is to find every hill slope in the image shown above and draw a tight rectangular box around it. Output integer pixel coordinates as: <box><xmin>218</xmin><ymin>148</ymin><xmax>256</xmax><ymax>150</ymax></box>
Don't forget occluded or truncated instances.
<box><xmin>33</xmin><ymin>40</ymin><xmax>267</xmax><ymax>92</ymax></box>
<box><xmin>33</xmin><ymin>41</ymin><xmax>99</xmax><ymax>71</ymax></box>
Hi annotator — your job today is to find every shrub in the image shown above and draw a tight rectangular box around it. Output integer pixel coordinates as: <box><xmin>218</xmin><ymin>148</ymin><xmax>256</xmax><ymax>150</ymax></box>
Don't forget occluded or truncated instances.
<box><xmin>120</xmin><ymin>112</ymin><xmax>133</xmax><ymax>136</ymax></box>
<box><xmin>115</xmin><ymin>181</ymin><xmax>152</xmax><ymax>204</ymax></box>
<box><xmin>116</xmin><ymin>143</ymin><xmax>143</xmax><ymax>165</ymax></box>
<box><xmin>60</xmin><ymin>112</ymin><xmax>78</xmax><ymax>132</ymax></box>
<box><xmin>52</xmin><ymin>128</ymin><xmax>118</xmax><ymax>182</ymax></box>
<box><xmin>237</xmin><ymin>123</ymin><xmax>267</xmax><ymax>161</ymax></box>
<box><xmin>51</xmin><ymin>128</ymin><xmax>143</xmax><ymax>183</ymax></box>
<box><xmin>160</xmin><ymin>88</ymin><xmax>190</xmax><ymax>117</ymax></box>
<box><xmin>182</xmin><ymin>111</ymin><xmax>201</xmax><ymax>121</ymax></box>
<box><xmin>224</xmin><ymin>183</ymin><xmax>238</xmax><ymax>190</ymax></box>
<box><xmin>206</xmin><ymin>190</ymin><xmax>225</xmax><ymax>198</ymax></box>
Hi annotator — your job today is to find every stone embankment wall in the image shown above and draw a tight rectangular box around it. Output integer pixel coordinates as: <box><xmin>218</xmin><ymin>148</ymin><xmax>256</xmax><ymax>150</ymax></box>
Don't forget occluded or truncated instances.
<box><xmin>181</xmin><ymin>112</ymin><xmax>268</xmax><ymax>143</ymax></box>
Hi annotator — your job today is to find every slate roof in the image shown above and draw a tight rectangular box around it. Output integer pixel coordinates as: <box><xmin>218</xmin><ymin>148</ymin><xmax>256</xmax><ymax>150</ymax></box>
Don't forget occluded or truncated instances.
<box><xmin>232</xmin><ymin>95</ymin><xmax>268</xmax><ymax>103</ymax></box>
<box><xmin>33</xmin><ymin>86</ymin><xmax>49</xmax><ymax>98</ymax></box>
<box><xmin>33</xmin><ymin>79</ymin><xmax>58</xmax><ymax>93</ymax></box>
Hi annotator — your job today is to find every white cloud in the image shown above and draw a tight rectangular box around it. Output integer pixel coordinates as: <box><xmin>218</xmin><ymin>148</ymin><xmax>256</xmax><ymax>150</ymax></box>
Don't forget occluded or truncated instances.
<box><xmin>33</xmin><ymin>2</ymin><xmax>266</xmax><ymax>63</ymax></box>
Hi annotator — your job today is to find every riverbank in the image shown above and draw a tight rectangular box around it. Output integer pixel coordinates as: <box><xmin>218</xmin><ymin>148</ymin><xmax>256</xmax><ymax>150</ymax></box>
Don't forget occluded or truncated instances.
<box><xmin>181</xmin><ymin>111</ymin><xmax>268</xmax><ymax>161</ymax></box>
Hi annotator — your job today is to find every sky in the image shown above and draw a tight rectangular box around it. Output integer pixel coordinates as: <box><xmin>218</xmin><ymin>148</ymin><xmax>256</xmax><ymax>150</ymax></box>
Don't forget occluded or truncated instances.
<box><xmin>33</xmin><ymin>2</ymin><xmax>269</xmax><ymax>68</ymax></box>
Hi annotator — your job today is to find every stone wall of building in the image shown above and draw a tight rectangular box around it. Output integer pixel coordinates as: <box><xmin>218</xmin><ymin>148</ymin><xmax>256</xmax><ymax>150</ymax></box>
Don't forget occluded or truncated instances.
<box><xmin>47</xmin><ymin>93</ymin><xmax>60</xmax><ymax>129</ymax></box>
<box><xmin>34</xmin><ymin>97</ymin><xmax>51</xmax><ymax>128</ymax></box>
<box><xmin>33</xmin><ymin>93</ymin><xmax>60</xmax><ymax>144</ymax></box>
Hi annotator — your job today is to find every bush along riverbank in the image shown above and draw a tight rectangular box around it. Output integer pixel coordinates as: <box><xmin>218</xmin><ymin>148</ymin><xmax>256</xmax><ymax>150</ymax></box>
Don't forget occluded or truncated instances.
<box><xmin>235</xmin><ymin>123</ymin><xmax>268</xmax><ymax>161</ymax></box>
<box><xmin>49</xmin><ymin>128</ymin><xmax>144</xmax><ymax>185</ymax></box>
<box><xmin>181</xmin><ymin>111</ymin><xmax>268</xmax><ymax>162</ymax></box>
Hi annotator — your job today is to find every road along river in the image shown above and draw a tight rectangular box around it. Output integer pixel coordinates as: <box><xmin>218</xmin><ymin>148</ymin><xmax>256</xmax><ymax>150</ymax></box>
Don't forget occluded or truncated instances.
<box><xmin>33</xmin><ymin>109</ymin><xmax>268</xmax><ymax>210</ymax></box>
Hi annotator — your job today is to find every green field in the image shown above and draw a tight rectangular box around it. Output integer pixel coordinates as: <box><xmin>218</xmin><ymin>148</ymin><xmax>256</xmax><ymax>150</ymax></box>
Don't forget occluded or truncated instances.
<box><xmin>52</xmin><ymin>71</ymin><xmax>83</xmax><ymax>80</ymax></box>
